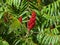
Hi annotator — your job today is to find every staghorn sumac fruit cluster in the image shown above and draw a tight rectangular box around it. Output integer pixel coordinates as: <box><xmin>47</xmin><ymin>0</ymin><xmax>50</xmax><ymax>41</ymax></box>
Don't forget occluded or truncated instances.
<box><xmin>18</xmin><ymin>11</ymin><xmax>36</xmax><ymax>31</ymax></box>
<box><xmin>27</xmin><ymin>11</ymin><xmax>36</xmax><ymax>31</ymax></box>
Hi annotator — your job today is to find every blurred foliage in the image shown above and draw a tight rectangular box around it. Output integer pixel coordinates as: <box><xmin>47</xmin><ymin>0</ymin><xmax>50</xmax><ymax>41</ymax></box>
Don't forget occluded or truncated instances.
<box><xmin>0</xmin><ymin>0</ymin><xmax>60</xmax><ymax>45</ymax></box>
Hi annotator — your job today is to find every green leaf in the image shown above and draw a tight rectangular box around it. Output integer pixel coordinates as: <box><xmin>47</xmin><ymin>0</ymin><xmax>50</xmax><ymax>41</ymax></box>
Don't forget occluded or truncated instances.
<box><xmin>8</xmin><ymin>17</ymin><xmax>20</xmax><ymax>34</ymax></box>
<box><xmin>3</xmin><ymin>41</ymin><xmax>9</xmax><ymax>45</ymax></box>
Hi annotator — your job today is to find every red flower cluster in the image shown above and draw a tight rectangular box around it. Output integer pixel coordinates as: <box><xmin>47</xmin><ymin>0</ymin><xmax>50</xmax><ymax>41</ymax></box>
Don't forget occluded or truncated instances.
<box><xmin>27</xmin><ymin>11</ymin><xmax>36</xmax><ymax>31</ymax></box>
<box><xmin>18</xmin><ymin>16</ymin><xmax>22</xmax><ymax>23</ymax></box>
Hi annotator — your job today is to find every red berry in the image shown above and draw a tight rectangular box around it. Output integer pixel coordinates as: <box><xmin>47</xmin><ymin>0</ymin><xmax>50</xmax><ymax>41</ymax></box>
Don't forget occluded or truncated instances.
<box><xmin>28</xmin><ymin>22</ymin><xmax>35</xmax><ymax>30</ymax></box>
<box><xmin>32</xmin><ymin>11</ymin><xmax>36</xmax><ymax>18</ymax></box>
<box><xmin>18</xmin><ymin>16</ymin><xmax>22</xmax><ymax>23</ymax></box>
<box><xmin>29</xmin><ymin>17</ymin><xmax>36</xmax><ymax>25</ymax></box>
<box><xmin>30</xmin><ymin>17</ymin><xmax>36</xmax><ymax>22</ymax></box>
